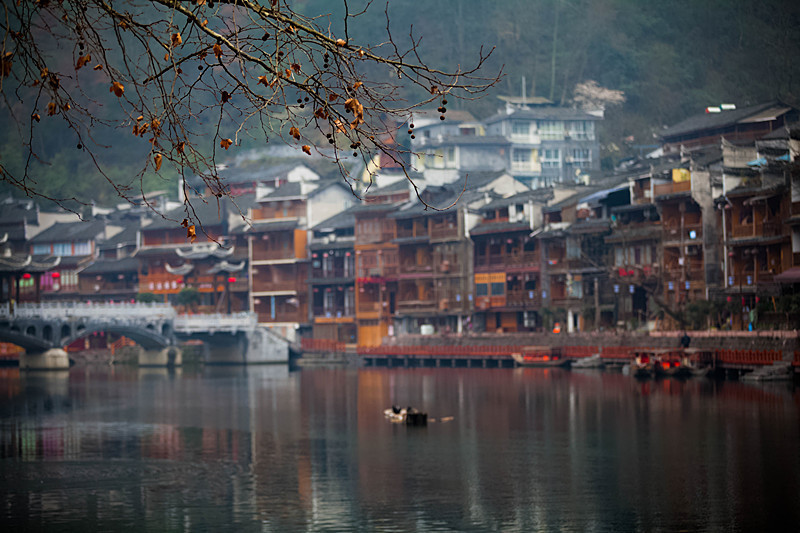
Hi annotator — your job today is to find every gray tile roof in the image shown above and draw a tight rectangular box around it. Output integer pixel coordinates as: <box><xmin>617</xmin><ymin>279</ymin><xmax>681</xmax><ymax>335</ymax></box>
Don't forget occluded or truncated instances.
<box><xmin>145</xmin><ymin>200</ymin><xmax>228</xmax><ymax>230</ymax></box>
<box><xmin>29</xmin><ymin>220</ymin><xmax>106</xmax><ymax>244</ymax></box>
<box><xmin>484</xmin><ymin>107</ymin><xmax>600</xmax><ymax>125</ymax></box>
<box><xmin>660</xmin><ymin>101</ymin><xmax>795</xmax><ymax>140</ymax></box>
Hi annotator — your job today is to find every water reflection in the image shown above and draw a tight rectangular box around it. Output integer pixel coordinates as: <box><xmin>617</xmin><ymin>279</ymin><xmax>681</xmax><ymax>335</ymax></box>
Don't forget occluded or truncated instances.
<box><xmin>1</xmin><ymin>366</ymin><xmax>799</xmax><ymax>531</ymax></box>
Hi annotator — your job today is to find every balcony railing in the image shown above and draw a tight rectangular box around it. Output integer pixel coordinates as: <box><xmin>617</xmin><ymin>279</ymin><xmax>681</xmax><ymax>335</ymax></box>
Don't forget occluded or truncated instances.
<box><xmin>662</xmin><ymin>223</ymin><xmax>702</xmax><ymax>242</ymax></box>
<box><xmin>730</xmin><ymin>220</ymin><xmax>783</xmax><ymax>239</ymax></box>
<box><xmin>506</xmin><ymin>289</ymin><xmax>541</xmax><ymax>308</ymax></box>
<box><xmin>312</xmin><ymin>307</ymin><xmax>355</xmax><ymax>319</ymax></box>
<box><xmin>252</xmin><ymin>280</ymin><xmax>304</xmax><ymax>293</ymax></box>
<box><xmin>256</xmin><ymin>310</ymin><xmax>306</xmax><ymax>324</ymax></box>
<box><xmin>399</xmin><ymin>262</ymin><xmax>434</xmax><ymax>274</ymax></box>
<box><xmin>429</xmin><ymin>226</ymin><xmax>459</xmax><ymax>240</ymax></box>
<box><xmin>396</xmin><ymin>299</ymin><xmax>439</xmax><ymax>313</ymax></box>
<box><xmin>728</xmin><ymin>271</ymin><xmax>775</xmax><ymax>286</ymax></box>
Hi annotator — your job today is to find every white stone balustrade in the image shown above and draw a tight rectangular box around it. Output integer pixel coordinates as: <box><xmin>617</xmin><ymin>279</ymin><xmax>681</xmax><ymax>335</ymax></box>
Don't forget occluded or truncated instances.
<box><xmin>0</xmin><ymin>301</ymin><xmax>176</xmax><ymax>320</ymax></box>
<box><xmin>173</xmin><ymin>312</ymin><xmax>258</xmax><ymax>333</ymax></box>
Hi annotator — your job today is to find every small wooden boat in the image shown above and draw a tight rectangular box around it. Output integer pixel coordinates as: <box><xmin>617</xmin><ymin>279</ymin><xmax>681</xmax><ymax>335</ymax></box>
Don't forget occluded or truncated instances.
<box><xmin>511</xmin><ymin>346</ymin><xmax>570</xmax><ymax>368</ymax></box>
<box><xmin>629</xmin><ymin>349</ymin><xmax>657</xmax><ymax>378</ymax></box>
<box><xmin>572</xmin><ymin>353</ymin><xmax>604</xmax><ymax>369</ymax></box>
<box><xmin>653</xmin><ymin>348</ymin><xmax>692</xmax><ymax>378</ymax></box>
<box><xmin>383</xmin><ymin>405</ymin><xmax>428</xmax><ymax>425</ymax></box>
<box><xmin>684</xmin><ymin>348</ymin><xmax>714</xmax><ymax>378</ymax></box>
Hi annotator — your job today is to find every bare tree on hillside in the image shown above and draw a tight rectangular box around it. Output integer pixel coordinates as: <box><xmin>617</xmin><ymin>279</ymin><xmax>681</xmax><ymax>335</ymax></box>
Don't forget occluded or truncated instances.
<box><xmin>0</xmin><ymin>0</ymin><xmax>499</xmax><ymax>223</ymax></box>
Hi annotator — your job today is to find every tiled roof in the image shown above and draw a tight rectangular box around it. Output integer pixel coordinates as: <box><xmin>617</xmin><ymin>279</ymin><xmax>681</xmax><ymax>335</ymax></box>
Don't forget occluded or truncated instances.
<box><xmin>484</xmin><ymin>107</ymin><xmax>600</xmax><ymax>125</ymax></box>
<box><xmin>470</xmin><ymin>221</ymin><xmax>532</xmax><ymax>236</ymax></box>
<box><xmin>661</xmin><ymin>101</ymin><xmax>795</xmax><ymax>139</ymax></box>
<box><xmin>29</xmin><ymin>220</ymin><xmax>106</xmax><ymax>243</ymax></box>
<box><xmin>312</xmin><ymin>210</ymin><xmax>355</xmax><ymax>232</ymax></box>
<box><xmin>81</xmin><ymin>256</ymin><xmax>140</xmax><ymax>275</ymax></box>
<box><xmin>145</xmin><ymin>200</ymin><xmax>227</xmax><ymax>230</ymax></box>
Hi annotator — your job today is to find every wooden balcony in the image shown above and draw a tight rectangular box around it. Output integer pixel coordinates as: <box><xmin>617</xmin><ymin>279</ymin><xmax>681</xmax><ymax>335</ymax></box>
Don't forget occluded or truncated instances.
<box><xmin>663</xmin><ymin>267</ymin><xmax>705</xmax><ymax>284</ymax></box>
<box><xmin>312</xmin><ymin>306</ymin><xmax>355</xmax><ymax>320</ymax></box>
<box><xmin>506</xmin><ymin>289</ymin><xmax>541</xmax><ymax>308</ymax></box>
<box><xmin>396</xmin><ymin>299</ymin><xmax>439</xmax><ymax>314</ymax></box>
<box><xmin>730</xmin><ymin>220</ymin><xmax>783</xmax><ymax>239</ymax></box>
<box><xmin>251</xmin><ymin>279</ymin><xmax>305</xmax><ymax>293</ymax></box>
<box><xmin>728</xmin><ymin>271</ymin><xmax>775</xmax><ymax>286</ymax></box>
<box><xmin>78</xmin><ymin>279</ymin><xmax>138</xmax><ymax>295</ymax></box>
<box><xmin>429</xmin><ymin>226</ymin><xmax>459</xmax><ymax>241</ymax></box>
<box><xmin>662</xmin><ymin>223</ymin><xmax>702</xmax><ymax>242</ymax></box>
<box><xmin>399</xmin><ymin>262</ymin><xmax>435</xmax><ymax>274</ymax></box>
<box><xmin>654</xmin><ymin>180</ymin><xmax>691</xmax><ymax>197</ymax></box>
<box><xmin>309</xmin><ymin>267</ymin><xmax>353</xmax><ymax>280</ymax></box>
<box><xmin>256</xmin><ymin>310</ymin><xmax>306</xmax><ymax>324</ymax></box>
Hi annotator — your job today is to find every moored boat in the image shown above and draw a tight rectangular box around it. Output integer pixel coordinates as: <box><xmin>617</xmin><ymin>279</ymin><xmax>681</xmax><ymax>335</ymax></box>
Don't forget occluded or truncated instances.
<box><xmin>683</xmin><ymin>348</ymin><xmax>714</xmax><ymax>377</ymax></box>
<box><xmin>629</xmin><ymin>349</ymin><xmax>657</xmax><ymax>378</ymax></box>
<box><xmin>511</xmin><ymin>346</ymin><xmax>570</xmax><ymax>368</ymax></box>
<box><xmin>653</xmin><ymin>348</ymin><xmax>692</xmax><ymax>378</ymax></box>
<box><xmin>572</xmin><ymin>353</ymin><xmax>604</xmax><ymax>369</ymax></box>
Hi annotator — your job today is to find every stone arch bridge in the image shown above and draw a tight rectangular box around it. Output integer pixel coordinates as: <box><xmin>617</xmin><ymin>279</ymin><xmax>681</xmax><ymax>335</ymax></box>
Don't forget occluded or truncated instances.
<box><xmin>0</xmin><ymin>302</ymin><xmax>179</xmax><ymax>369</ymax></box>
<box><xmin>0</xmin><ymin>302</ymin><xmax>288</xmax><ymax>369</ymax></box>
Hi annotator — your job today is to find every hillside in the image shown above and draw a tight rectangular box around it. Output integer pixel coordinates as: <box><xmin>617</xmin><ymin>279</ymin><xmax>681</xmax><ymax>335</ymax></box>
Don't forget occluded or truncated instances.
<box><xmin>1</xmin><ymin>0</ymin><xmax>798</xmax><ymax>206</ymax></box>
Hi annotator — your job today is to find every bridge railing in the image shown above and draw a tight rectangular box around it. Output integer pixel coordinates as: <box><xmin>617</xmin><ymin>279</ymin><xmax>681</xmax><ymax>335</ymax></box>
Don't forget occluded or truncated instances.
<box><xmin>174</xmin><ymin>312</ymin><xmax>258</xmax><ymax>333</ymax></box>
<box><xmin>0</xmin><ymin>301</ymin><xmax>176</xmax><ymax>320</ymax></box>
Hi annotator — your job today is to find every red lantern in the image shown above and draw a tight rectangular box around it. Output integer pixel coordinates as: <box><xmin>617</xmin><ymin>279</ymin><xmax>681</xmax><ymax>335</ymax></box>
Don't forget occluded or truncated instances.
<box><xmin>227</xmin><ymin>276</ymin><xmax>236</xmax><ymax>284</ymax></box>
<box><xmin>22</xmin><ymin>273</ymin><xmax>31</xmax><ymax>280</ymax></box>
<box><xmin>51</xmin><ymin>272</ymin><xmax>60</xmax><ymax>279</ymax></box>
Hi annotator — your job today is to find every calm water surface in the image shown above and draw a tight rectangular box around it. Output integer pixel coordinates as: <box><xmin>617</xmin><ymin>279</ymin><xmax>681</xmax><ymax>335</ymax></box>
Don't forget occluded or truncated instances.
<box><xmin>1</xmin><ymin>365</ymin><xmax>799</xmax><ymax>532</ymax></box>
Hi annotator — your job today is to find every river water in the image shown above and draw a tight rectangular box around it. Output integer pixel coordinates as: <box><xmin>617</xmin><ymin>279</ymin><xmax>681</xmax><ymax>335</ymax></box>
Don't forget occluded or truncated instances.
<box><xmin>1</xmin><ymin>365</ymin><xmax>799</xmax><ymax>532</ymax></box>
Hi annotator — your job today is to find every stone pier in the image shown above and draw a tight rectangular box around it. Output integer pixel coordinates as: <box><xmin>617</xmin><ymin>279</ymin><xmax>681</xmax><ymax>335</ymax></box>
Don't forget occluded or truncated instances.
<box><xmin>19</xmin><ymin>348</ymin><xmax>70</xmax><ymax>370</ymax></box>
<box><xmin>202</xmin><ymin>328</ymin><xmax>288</xmax><ymax>364</ymax></box>
<box><xmin>139</xmin><ymin>346</ymin><xmax>182</xmax><ymax>367</ymax></box>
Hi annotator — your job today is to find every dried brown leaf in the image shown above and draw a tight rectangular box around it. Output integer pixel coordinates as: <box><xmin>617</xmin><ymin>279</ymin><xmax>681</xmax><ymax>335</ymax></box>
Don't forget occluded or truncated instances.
<box><xmin>110</xmin><ymin>81</ymin><xmax>124</xmax><ymax>97</ymax></box>
<box><xmin>154</xmin><ymin>153</ymin><xmax>163</xmax><ymax>171</ymax></box>
<box><xmin>301</xmin><ymin>145</ymin><xmax>311</xmax><ymax>155</ymax></box>
<box><xmin>289</xmin><ymin>126</ymin><xmax>300</xmax><ymax>140</ymax></box>
<box><xmin>213</xmin><ymin>43</ymin><xmax>222</xmax><ymax>60</ymax></box>
<box><xmin>220</xmin><ymin>138</ymin><xmax>233</xmax><ymax>150</ymax></box>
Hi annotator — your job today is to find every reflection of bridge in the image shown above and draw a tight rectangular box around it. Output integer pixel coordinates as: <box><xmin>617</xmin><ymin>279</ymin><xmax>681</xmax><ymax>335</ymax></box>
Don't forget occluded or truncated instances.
<box><xmin>0</xmin><ymin>302</ymin><xmax>288</xmax><ymax>369</ymax></box>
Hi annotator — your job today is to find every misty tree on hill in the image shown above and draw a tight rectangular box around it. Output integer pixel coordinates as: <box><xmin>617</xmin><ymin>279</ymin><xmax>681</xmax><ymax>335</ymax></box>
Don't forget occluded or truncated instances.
<box><xmin>0</xmin><ymin>0</ymin><xmax>499</xmax><ymax>224</ymax></box>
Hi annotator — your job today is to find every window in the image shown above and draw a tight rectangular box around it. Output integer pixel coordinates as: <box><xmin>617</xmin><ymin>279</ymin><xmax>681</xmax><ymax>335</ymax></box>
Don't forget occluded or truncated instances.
<box><xmin>344</xmin><ymin>254</ymin><xmax>354</xmax><ymax>278</ymax></box>
<box><xmin>511</xmin><ymin>120</ymin><xmax>529</xmax><ymax>136</ymax></box>
<box><xmin>476</xmin><ymin>283</ymin><xmax>488</xmax><ymax>296</ymax></box>
<box><xmin>512</xmin><ymin>149</ymin><xmax>530</xmax><ymax>163</ymax></box>
<box><xmin>345</xmin><ymin>287</ymin><xmax>355</xmax><ymax>316</ymax></box>
<box><xmin>33</xmin><ymin>244</ymin><xmax>51</xmax><ymax>255</ymax></box>
<box><xmin>512</xmin><ymin>149</ymin><xmax>532</xmax><ymax>171</ymax></box>
<box><xmin>539</xmin><ymin>121</ymin><xmax>563</xmax><ymax>140</ymax></box>
<box><xmin>53</xmin><ymin>243</ymin><xmax>72</xmax><ymax>256</ymax></box>
<box><xmin>322</xmin><ymin>253</ymin><xmax>334</xmax><ymax>276</ymax></box>
<box><xmin>568</xmin><ymin>121</ymin><xmax>594</xmax><ymax>140</ymax></box>
<box><xmin>74</xmin><ymin>241</ymin><xmax>90</xmax><ymax>255</ymax></box>
<box><xmin>446</xmin><ymin>147</ymin><xmax>456</xmax><ymax>165</ymax></box>
<box><xmin>571</xmin><ymin>148</ymin><xmax>591</xmax><ymax>168</ymax></box>
<box><xmin>490</xmin><ymin>282</ymin><xmax>504</xmax><ymax>296</ymax></box>
<box><xmin>324</xmin><ymin>290</ymin><xmax>335</xmax><ymax>316</ymax></box>
<box><xmin>541</xmin><ymin>149</ymin><xmax>561</xmax><ymax>168</ymax></box>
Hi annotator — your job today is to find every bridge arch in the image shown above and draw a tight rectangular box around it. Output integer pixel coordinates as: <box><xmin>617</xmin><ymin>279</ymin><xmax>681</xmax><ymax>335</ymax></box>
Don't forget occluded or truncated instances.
<box><xmin>60</xmin><ymin>324</ymin><xmax>172</xmax><ymax>350</ymax></box>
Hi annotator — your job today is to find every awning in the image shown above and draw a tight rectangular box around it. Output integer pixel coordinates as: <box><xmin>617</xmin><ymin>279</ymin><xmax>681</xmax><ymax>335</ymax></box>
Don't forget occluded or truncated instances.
<box><xmin>775</xmin><ymin>267</ymin><xmax>800</xmax><ymax>283</ymax></box>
